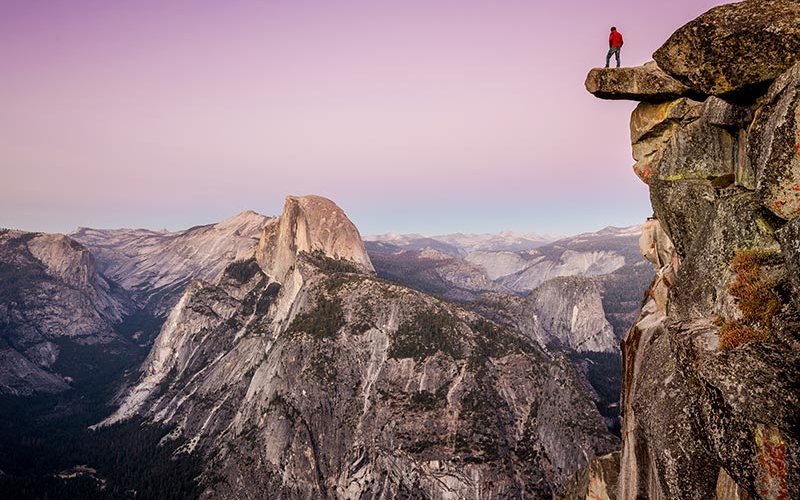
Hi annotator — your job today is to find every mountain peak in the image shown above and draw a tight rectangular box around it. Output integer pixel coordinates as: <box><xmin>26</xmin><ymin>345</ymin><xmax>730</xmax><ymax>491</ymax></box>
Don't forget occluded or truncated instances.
<box><xmin>256</xmin><ymin>195</ymin><xmax>374</xmax><ymax>283</ymax></box>
<box><xmin>212</xmin><ymin>209</ymin><xmax>271</xmax><ymax>233</ymax></box>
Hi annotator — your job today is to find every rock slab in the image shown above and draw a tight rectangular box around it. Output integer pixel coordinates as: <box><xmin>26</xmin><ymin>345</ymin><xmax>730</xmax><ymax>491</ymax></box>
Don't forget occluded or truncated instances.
<box><xmin>585</xmin><ymin>62</ymin><xmax>694</xmax><ymax>102</ymax></box>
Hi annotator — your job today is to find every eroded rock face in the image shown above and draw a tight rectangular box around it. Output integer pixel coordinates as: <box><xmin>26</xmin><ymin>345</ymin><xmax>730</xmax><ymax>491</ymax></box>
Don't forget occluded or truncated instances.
<box><xmin>105</xmin><ymin>199</ymin><xmax>618</xmax><ymax>498</ymax></box>
<box><xmin>749</xmin><ymin>62</ymin><xmax>800</xmax><ymax>220</ymax></box>
<box><xmin>256</xmin><ymin>195</ymin><xmax>374</xmax><ymax>285</ymax></box>
<box><xmin>653</xmin><ymin>0</ymin><xmax>800</xmax><ymax>99</ymax></box>
<box><xmin>587</xmin><ymin>3</ymin><xmax>800</xmax><ymax>498</ymax></box>
<box><xmin>585</xmin><ymin>62</ymin><xmax>695</xmax><ymax>102</ymax></box>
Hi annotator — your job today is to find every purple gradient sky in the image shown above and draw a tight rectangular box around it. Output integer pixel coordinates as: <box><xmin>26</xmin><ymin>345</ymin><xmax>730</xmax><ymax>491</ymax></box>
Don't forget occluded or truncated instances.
<box><xmin>1</xmin><ymin>0</ymin><xmax>730</xmax><ymax>236</ymax></box>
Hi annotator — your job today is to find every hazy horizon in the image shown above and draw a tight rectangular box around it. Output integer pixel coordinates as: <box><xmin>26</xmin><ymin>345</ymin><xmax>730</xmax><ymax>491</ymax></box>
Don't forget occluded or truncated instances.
<box><xmin>7</xmin><ymin>202</ymin><xmax>642</xmax><ymax>242</ymax></box>
<box><xmin>2</xmin><ymin>0</ymin><xmax>729</xmax><ymax>236</ymax></box>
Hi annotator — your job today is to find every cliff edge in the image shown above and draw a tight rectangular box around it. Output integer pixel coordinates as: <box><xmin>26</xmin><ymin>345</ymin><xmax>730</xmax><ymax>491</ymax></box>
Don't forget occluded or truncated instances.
<box><xmin>583</xmin><ymin>1</ymin><xmax>800</xmax><ymax>499</ymax></box>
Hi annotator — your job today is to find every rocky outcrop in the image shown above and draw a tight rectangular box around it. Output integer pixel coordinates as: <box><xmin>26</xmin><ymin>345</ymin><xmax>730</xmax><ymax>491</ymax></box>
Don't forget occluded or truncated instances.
<box><xmin>585</xmin><ymin>61</ymin><xmax>695</xmax><ymax>102</ymax></box>
<box><xmin>256</xmin><ymin>195</ymin><xmax>374</xmax><ymax>284</ymax></box>
<box><xmin>72</xmin><ymin>210</ymin><xmax>271</xmax><ymax>315</ymax></box>
<box><xmin>587</xmin><ymin>2</ymin><xmax>800</xmax><ymax>498</ymax></box>
<box><xmin>653</xmin><ymin>0</ymin><xmax>800</xmax><ymax>100</ymax></box>
<box><xmin>0</xmin><ymin>230</ymin><xmax>129</xmax><ymax>395</ymax></box>
<box><xmin>105</xmin><ymin>196</ymin><xmax>618</xmax><ymax>498</ymax></box>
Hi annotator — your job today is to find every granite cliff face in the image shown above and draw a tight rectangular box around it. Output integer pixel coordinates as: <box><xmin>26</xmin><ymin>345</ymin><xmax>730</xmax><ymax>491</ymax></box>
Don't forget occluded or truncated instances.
<box><xmin>583</xmin><ymin>1</ymin><xmax>800</xmax><ymax>498</ymax></box>
<box><xmin>105</xmin><ymin>195</ymin><xmax>618</xmax><ymax>498</ymax></box>
<box><xmin>526</xmin><ymin>277</ymin><xmax>617</xmax><ymax>354</ymax></box>
<box><xmin>0</xmin><ymin>230</ymin><xmax>129</xmax><ymax>395</ymax></box>
<box><xmin>72</xmin><ymin>210</ymin><xmax>270</xmax><ymax>316</ymax></box>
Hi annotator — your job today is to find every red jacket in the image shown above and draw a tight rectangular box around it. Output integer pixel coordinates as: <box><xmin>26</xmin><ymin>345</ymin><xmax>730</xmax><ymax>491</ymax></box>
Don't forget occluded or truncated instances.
<box><xmin>609</xmin><ymin>31</ymin><xmax>624</xmax><ymax>48</ymax></box>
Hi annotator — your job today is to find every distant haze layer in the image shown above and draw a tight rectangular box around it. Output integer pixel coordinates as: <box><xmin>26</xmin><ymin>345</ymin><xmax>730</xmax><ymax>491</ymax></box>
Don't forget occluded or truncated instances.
<box><xmin>1</xmin><ymin>0</ymin><xmax>729</xmax><ymax>235</ymax></box>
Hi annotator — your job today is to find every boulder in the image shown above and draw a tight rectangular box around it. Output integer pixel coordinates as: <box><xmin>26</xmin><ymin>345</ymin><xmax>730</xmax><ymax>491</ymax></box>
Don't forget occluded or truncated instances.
<box><xmin>653</xmin><ymin>0</ymin><xmax>800</xmax><ymax>99</ymax></box>
<box><xmin>630</xmin><ymin>99</ymin><xmax>701</xmax><ymax>184</ymax></box>
<box><xmin>585</xmin><ymin>61</ymin><xmax>695</xmax><ymax>102</ymax></box>
<box><xmin>630</xmin><ymin>97</ymin><xmax>741</xmax><ymax>186</ymax></box>
<box><xmin>748</xmin><ymin>62</ymin><xmax>800</xmax><ymax>220</ymax></box>
<box><xmin>630</xmin><ymin>98</ymin><xmax>700</xmax><ymax>144</ymax></box>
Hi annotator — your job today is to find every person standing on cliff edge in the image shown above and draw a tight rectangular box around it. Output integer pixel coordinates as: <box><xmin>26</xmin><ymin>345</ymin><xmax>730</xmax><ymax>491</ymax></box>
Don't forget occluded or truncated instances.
<box><xmin>605</xmin><ymin>27</ymin><xmax>624</xmax><ymax>68</ymax></box>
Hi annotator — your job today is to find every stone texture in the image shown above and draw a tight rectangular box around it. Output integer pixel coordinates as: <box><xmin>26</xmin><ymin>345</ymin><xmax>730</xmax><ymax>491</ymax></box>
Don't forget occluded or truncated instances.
<box><xmin>629</xmin><ymin>97</ymin><xmax>746</xmax><ymax>187</ymax></box>
<box><xmin>667</xmin><ymin>194</ymin><xmax>778</xmax><ymax>323</ymax></box>
<box><xmin>716</xmin><ymin>468</ymin><xmax>754</xmax><ymax>500</ymax></box>
<box><xmin>703</xmin><ymin>96</ymin><xmax>754</xmax><ymax>129</ymax></box>
<box><xmin>630</xmin><ymin>98</ymin><xmax>701</xmax><ymax>184</ymax></box>
<box><xmin>777</xmin><ymin>217</ymin><xmax>800</xmax><ymax>309</ymax></box>
<box><xmin>585</xmin><ymin>62</ymin><xmax>695</xmax><ymax>102</ymax></box>
<box><xmin>586</xmin><ymin>452</ymin><xmax>620</xmax><ymax>500</ymax></box>
<box><xmin>557</xmin><ymin>451</ymin><xmax>620</xmax><ymax>500</ymax></box>
<box><xmin>588</xmin><ymin>7</ymin><xmax>800</xmax><ymax>496</ymax></box>
<box><xmin>654</xmin><ymin>0</ymin><xmax>800</xmax><ymax>99</ymax></box>
<box><xmin>749</xmin><ymin>62</ymin><xmax>800</xmax><ymax>220</ymax></box>
<box><xmin>648</xmin><ymin>178</ymin><xmax>716</xmax><ymax>258</ymax></box>
<box><xmin>638</xmin><ymin>219</ymin><xmax>674</xmax><ymax>270</ymax></box>
<box><xmin>670</xmin><ymin>321</ymin><xmax>800</xmax><ymax>500</ymax></box>
<box><xmin>638</xmin><ymin>219</ymin><xmax>678</xmax><ymax>312</ymax></box>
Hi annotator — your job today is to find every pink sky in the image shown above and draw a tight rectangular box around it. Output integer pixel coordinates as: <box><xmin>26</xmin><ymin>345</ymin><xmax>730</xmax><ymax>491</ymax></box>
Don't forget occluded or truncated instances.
<box><xmin>1</xmin><ymin>0</ymin><xmax>731</xmax><ymax>235</ymax></box>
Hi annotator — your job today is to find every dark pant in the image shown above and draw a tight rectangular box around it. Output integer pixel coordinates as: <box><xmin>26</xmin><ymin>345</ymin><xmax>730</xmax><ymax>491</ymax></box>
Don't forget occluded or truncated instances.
<box><xmin>606</xmin><ymin>47</ymin><xmax>621</xmax><ymax>68</ymax></box>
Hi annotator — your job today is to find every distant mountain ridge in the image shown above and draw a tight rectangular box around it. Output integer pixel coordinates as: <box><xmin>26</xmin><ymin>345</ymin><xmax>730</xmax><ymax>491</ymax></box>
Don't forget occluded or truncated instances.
<box><xmin>0</xmin><ymin>201</ymin><xmax>642</xmax><ymax>497</ymax></box>
<box><xmin>368</xmin><ymin>230</ymin><xmax>554</xmax><ymax>256</ymax></box>
<box><xmin>98</xmin><ymin>195</ymin><xmax>617</xmax><ymax>498</ymax></box>
<box><xmin>71</xmin><ymin>210</ymin><xmax>271</xmax><ymax>316</ymax></box>
<box><xmin>365</xmin><ymin>225</ymin><xmax>646</xmax><ymax>297</ymax></box>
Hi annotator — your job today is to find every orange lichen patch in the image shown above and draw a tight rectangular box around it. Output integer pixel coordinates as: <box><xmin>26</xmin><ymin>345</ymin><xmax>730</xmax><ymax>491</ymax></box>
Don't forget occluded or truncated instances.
<box><xmin>792</xmin><ymin>184</ymin><xmax>800</xmax><ymax>192</ymax></box>
<box><xmin>719</xmin><ymin>249</ymin><xmax>782</xmax><ymax>350</ymax></box>
<box><xmin>634</xmin><ymin>163</ymin><xmax>653</xmax><ymax>185</ymax></box>
<box><xmin>755</xmin><ymin>426</ymin><xmax>789</xmax><ymax>500</ymax></box>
